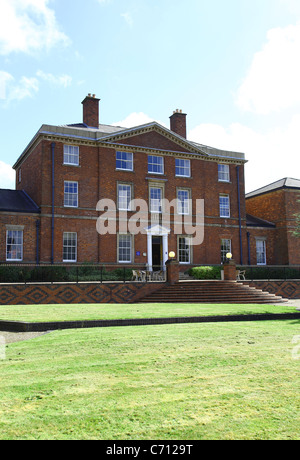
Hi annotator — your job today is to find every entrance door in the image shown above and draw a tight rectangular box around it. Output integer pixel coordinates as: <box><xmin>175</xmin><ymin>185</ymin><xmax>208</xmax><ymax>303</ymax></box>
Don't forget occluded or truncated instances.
<box><xmin>152</xmin><ymin>236</ymin><xmax>162</xmax><ymax>270</ymax></box>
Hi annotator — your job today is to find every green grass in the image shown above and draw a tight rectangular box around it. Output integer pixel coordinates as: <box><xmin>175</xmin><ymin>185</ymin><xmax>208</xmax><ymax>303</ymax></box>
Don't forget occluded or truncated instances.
<box><xmin>0</xmin><ymin>319</ymin><xmax>299</xmax><ymax>440</ymax></box>
<box><xmin>0</xmin><ymin>302</ymin><xmax>297</xmax><ymax>323</ymax></box>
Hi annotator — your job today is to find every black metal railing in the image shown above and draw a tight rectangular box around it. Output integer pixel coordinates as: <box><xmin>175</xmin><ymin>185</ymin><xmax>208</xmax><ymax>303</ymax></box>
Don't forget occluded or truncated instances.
<box><xmin>236</xmin><ymin>265</ymin><xmax>300</xmax><ymax>281</ymax></box>
<box><xmin>0</xmin><ymin>263</ymin><xmax>167</xmax><ymax>284</ymax></box>
<box><xmin>183</xmin><ymin>264</ymin><xmax>300</xmax><ymax>281</ymax></box>
<box><xmin>0</xmin><ymin>263</ymin><xmax>299</xmax><ymax>284</ymax></box>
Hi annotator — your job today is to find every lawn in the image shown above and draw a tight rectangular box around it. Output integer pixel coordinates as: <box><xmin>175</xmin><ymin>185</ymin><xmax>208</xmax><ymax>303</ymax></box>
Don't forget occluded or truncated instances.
<box><xmin>0</xmin><ymin>302</ymin><xmax>297</xmax><ymax>323</ymax></box>
<box><xmin>0</xmin><ymin>309</ymin><xmax>299</xmax><ymax>440</ymax></box>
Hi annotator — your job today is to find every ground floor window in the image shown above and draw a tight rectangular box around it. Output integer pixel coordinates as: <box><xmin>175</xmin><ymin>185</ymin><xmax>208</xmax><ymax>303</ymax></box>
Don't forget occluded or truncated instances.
<box><xmin>6</xmin><ymin>230</ymin><xmax>23</xmax><ymax>261</ymax></box>
<box><xmin>178</xmin><ymin>236</ymin><xmax>192</xmax><ymax>264</ymax></box>
<box><xmin>63</xmin><ymin>232</ymin><xmax>77</xmax><ymax>262</ymax></box>
<box><xmin>256</xmin><ymin>239</ymin><xmax>266</xmax><ymax>265</ymax></box>
<box><xmin>118</xmin><ymin>234</ymin><xmax>132</xmax><ymax>263</ymax></box>
<box><xmin>221</xmin><ymin>239</ymin><xmax>231</xmax><ymax>263</ymax></box>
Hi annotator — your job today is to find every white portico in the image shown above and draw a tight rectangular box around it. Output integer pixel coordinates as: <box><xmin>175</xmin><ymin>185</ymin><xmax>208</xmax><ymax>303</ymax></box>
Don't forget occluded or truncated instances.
<box><xmin>145</xmin><ymin>224</ymin><xmax>170</xmax><ymax>271</ymax></box>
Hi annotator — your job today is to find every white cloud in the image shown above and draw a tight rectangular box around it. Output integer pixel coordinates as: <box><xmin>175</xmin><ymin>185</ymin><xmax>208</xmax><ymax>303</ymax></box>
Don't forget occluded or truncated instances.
<box><xmin>0</xmin><ymin>0</ymin><xmax>70</xmax><ymax>55</ymax></box>
<box><xmin>189</xmin><ymin>119</ymin><xmax>300</xmax><ymax>193</ymax></box>
<box><xmin>0</xmin><ymin>69</ymin><xmax>73</xmax><ymax>105</ymax></box>
<box><xmin>121</xmin><ymin>12</ymin><xmax>134</xmax><ymax>27</ymax></box>
<box><xmin>236</xmin><ymin>21</ymin><xmax>300</xmax><ymax>114</ymax></box>
<box><xmin>36</xmin><ymin>70</ymin><xmax>72</xmax><ymax>88</ymax></box>
<box><xmin>113</xmin><ymin>112</ymin><xmax>166</xmax><ymax>128</ymax></box>
<box><xmin>2</xmin><ymin>73</ymin><xmax>39</xmax><ymax>102</ymax></box>
<box><xmin>0</xmin><ymin>161</ymin><xmax>15</xmax><ymax>189</ymax></box>
<box><xmin>0</xmin><ymin>71</ymin><xmax>14</xmax><ymax>99</ymax></box>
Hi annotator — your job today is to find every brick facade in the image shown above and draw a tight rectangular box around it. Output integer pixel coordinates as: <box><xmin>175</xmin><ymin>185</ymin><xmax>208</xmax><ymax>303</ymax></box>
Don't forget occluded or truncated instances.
<box><xmin>246</xmin><ymin>181</ymin><xmax>300</xmax><ymax>265</ymax></box>
<box><xmin>0</xmin><ymin>95</ymin><xmax>299</xmax><ymax>270</ymax></box>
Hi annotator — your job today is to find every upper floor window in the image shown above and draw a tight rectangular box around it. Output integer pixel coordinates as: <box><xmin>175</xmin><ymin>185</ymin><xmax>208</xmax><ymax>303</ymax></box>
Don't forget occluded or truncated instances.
<box><xmin>176</xmin><ymin>159</ymin><xmax>191</xmax><ymax>177</ymax></box>
<box><xmin>64</xmin><ymin>181</ymin><xmax>78</xmax><ymax>208</ymax></box>
<box><xmin>148</xmin><ymin>155</ymin><xmax>164</xmax><ymax>174</ymax></box>
<box><xmin>6</xmin><ymin>230</ymin><xmax>23</xmax><ymax>261</ymax></box>
<box><xmin>118</xmin><ymin>183</ymin><xmax>132</xmax><ymax>211</ymax></box>
<box><xmin>219</xmin><ymin>194</ymin><xmax>230</xmax><ymax>218</ymax></box>
<box><xmin>177</xmin><ymin>189</ymin><xmax>190</xmax><ymax>215</ymax></box>
<box><xmin>116</xmin><ymin>151</ymin><xmax>133</xmax><ymax>171</ymax></box>
<box><xmin>150</xmin><ymin>186</ymin><xmax>163</xmax><ymax>213</ymax></box>
<box><xmin>218</xmin><ymin>164</ymin><xmax>230</xmax><ymax>182</ymax></box>
<box><xmin>64</xmin><ymin>145</ymin><xmax>79</xmax><ymax>166</ymax></box>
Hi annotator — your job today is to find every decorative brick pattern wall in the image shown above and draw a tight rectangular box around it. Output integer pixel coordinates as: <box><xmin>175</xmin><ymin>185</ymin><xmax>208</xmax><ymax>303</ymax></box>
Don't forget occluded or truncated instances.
<box><xmin>242</xmin><ymin>280</ymin><xmax>300</xmax><ymax>299</ymax></box>
<box><xmin>0</xmin><ymin>282</ymin><xmax>165</xmax><ymax>305</ymax></box>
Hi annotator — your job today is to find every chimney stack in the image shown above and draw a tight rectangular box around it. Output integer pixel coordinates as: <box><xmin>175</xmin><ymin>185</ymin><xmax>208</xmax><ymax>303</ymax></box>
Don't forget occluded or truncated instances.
<box><xmin>82</xmin><ymin>94</ymin><xmax>100</xmax><ymax>128</ymax></box>
<box><xmin>169</xmin><ymin>109</ymin><xmax>187</xmax><ymax>139</ymax></box>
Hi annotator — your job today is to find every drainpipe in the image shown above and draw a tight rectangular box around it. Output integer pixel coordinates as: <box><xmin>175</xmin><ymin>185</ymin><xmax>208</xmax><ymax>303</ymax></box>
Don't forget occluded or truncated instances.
<box><xmin>247</xmin><ymin>231</ymin><xmax>251</xmax><ymax>265</ymax></box>
<box><xmin>51</xmin><ymin>142</ymin><xmax>55</xmax><ymax>265</ymax></box>
<box><xmin>36</xmin><ymin>220</ymin><xmax>40</xmax><ymax>266</ymax></box>
<box><xmin>236</xmin><ymin>166</ymin><xmax>243</xmax><ymax>265</ymax></box>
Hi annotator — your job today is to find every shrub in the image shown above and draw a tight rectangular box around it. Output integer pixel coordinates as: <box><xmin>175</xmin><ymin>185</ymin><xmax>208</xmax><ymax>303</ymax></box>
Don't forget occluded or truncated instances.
<box><xmin>0</xmin><ymin>266</ymin><xmax>31</xmax><ymax>283</ymax></box>
<box><xmin>188</xmin><ymin>266</ymin><xmax>221</xmax><ymax>280</ymax></box>
<box><xmin>244</xmin><ymin>266</ymin><xmax>300</xmax><ymax>280</ymax></box>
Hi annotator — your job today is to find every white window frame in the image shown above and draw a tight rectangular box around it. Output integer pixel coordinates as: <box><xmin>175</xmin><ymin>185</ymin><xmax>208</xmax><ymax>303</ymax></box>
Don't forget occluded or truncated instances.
<box><xmin>148</xmin><ymin>155</ymin><xmax>164</xmax><ymax>175</ymax></box>
<box><xmin>221</xmin><ymin>239</ymin><xmax>232</xmax><ymax>263</ymax></box>
<box><xmin>178</xmin><ymin>236</ymin><xmax>192</xmax><ymax>264</ymax></box>
<box><xmin>6</xmin><ymin>230</ymin><xmax>23</xmax><ymax>262</ymax></box>
<box><xmin>118</xmin><ymin>234</ymin><xmax>132</xmax><ymax>263</ymax></box>
<box><xmin>64</xmin><ymin>145</ymin><xmax>79</xmax><ymax>166</ymax></box>
<box><xmin>150</xmin><ymin>186</ymin><xmax>163</xmax><ymax>213</ymax></box>
<box><xmin>218</xmin><ymin>164</ymin><xmax>230</xmax><ymax>182</ymax></box>
<box><xmin>175</xmin><ymin>158</ymin><xmax>191</xmax><ymax>177</ymax></box>
<box><xmin>116</xmin><ymin>151</ymin><xmax>133</xmax><ymax>171</ymax></box>
<box><xmin>64</xmin><ymin>181</ymin><xmax>78</xmax><ymax>208</ymax></box>
<box><xmin>63</xmin><ymin>232</ymin><xmax>77</xmax><ymax>263</ymax></box>
<box><xmin>219</xmin><ymin>194</ymin><xmax>230</xmax><ymax>218</ymax></box>
<box><xmin>177</xmin><ymin>188</ymin><xmax>191</xmax><ymax>215</ymax></box>
<box><xmin>117</xmin><ymin>183</ymin><xmax>132</xmax><ymax>211</ymax></box>
<box><xmin>256</xmin><ymin>239</ymin><xmax>267</xmax><ymax>265</ymax></box>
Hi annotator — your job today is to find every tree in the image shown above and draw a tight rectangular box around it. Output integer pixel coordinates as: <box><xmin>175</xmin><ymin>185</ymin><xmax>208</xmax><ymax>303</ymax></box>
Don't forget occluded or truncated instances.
<box><xmin>293</xmin><ymin>199</ymin><xmax>300</xmax><ymax>237</ymax></box>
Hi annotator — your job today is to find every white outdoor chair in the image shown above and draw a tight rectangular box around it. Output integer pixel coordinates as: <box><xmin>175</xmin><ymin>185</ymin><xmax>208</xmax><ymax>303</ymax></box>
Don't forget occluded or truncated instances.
<box><xmin>237</xmin><ymin>270</ymin><xmax>246</xmax><ymax>281</ymax></box>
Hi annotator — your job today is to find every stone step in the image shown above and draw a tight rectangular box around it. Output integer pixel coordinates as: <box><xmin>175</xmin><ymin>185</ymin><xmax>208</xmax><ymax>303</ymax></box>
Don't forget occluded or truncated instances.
<box><xmin>140</xmin><ymin>281</ymin><xmax>288</xmax><ymax>304</ymax></box>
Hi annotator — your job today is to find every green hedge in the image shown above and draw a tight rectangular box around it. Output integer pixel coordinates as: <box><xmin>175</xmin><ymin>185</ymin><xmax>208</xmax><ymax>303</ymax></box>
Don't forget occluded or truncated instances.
<box><xmin>188</xmin><ymin>266</ymin><xmax>221</xmax><ymax>280</ymax></box>
<box><xmin>243</xmin><ymin>267</ymin><xmax>300</xmax><ymax>280</ymax></box>
<box><xmin>0</xmin><ymin>266</ymin><xmax>134</xmax><ymax>283</ymax></box>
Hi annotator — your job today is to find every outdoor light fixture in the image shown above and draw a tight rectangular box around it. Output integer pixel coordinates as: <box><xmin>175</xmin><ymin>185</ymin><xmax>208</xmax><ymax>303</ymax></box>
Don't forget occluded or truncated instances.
<box><xmin>169</xmin><ymin>251</ymin><xmax>176</xmax><ymax>259</ymax></box>
<box><xmin>226</xmin><ymin>253</ymin><xmax>233</xmax><ymax>260</ymax></box>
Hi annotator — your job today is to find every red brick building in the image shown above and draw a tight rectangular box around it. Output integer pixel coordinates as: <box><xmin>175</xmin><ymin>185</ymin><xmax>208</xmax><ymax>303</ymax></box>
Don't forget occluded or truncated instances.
<box><xmin>0</xmin><ymin>95</ymin><xmax>299</xmax><ymax>269</ymax></box>
<box><xmin>246</xmin><ymin>178</ymin><xmax>300</xmax><ymax>265</ymax></box>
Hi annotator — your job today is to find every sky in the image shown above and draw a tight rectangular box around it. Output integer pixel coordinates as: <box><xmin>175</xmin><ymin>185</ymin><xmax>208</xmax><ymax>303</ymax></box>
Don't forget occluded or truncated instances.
<box><xmin>0</xmin><ymin>0</ymin><xmax>300</xmax><ymax>193</ymax></box>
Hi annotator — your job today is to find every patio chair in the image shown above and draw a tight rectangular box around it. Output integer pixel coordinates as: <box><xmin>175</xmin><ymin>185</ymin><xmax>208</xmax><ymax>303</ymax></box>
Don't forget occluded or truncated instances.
<box><xmin>132</xmin><ymin>270</ymin><xmax>139</xmax><ymax>281</ymax></box>
<box><xmin>236</xmin><ymin>270</ymin><xmax>246</xmax><ymax>281</ymax></box>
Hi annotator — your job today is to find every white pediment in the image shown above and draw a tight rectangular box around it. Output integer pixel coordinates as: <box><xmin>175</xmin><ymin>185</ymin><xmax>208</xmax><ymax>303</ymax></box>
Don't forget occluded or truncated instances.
<box><xmin>144</xmin><ymin>224</ymin><xmax>171</xmax><ymax>236</ymax></box>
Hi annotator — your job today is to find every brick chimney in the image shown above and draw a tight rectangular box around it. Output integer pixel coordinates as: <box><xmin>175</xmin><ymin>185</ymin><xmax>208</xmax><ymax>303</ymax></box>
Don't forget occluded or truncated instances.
<box><xmin>170</xmin><ymin>109</ymin><xmax>187</xmax><ymax>139</ymax></box>
<box><xmin>82</xmin><ymin>94</ymin><xmax>100</xmax><ymax>128</ymax></box>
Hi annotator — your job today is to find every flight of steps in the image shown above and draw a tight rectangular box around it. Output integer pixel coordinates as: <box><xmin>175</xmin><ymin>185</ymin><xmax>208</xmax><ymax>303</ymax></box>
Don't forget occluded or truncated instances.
<box><xmin>141</xmin><ymin>280</ymin><xmax>288</xmax><ymax>304</ymax></box>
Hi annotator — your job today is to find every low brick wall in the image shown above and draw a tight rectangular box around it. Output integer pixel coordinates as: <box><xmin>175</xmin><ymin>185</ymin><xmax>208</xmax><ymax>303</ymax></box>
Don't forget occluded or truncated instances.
<box><xmin>0</xmin><ymin>282</ymin><xmax>165</xmax><ymax>305</ymax></box>
<box><xmin>242</xmin><ymin>280</ymin><xmax>300</xmax><ymax>299</ymax></box>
